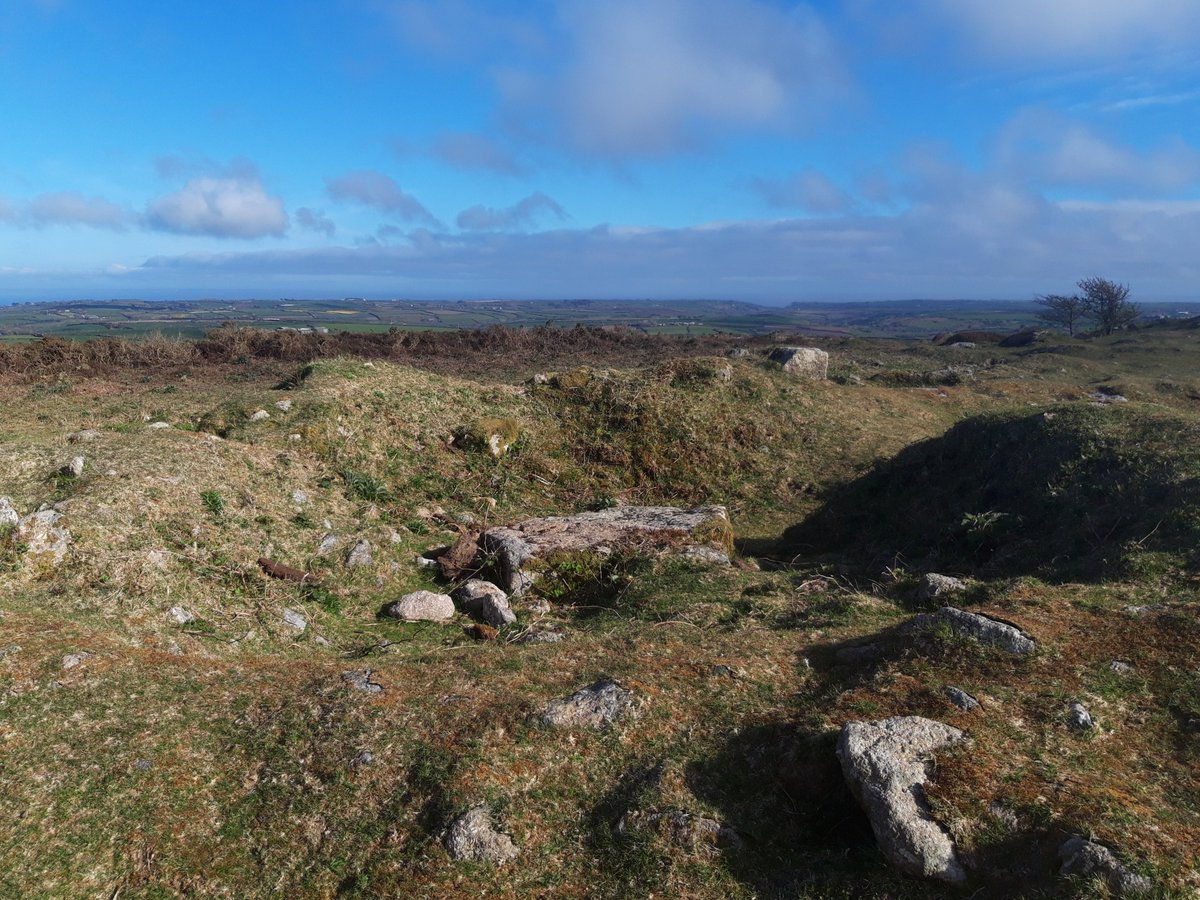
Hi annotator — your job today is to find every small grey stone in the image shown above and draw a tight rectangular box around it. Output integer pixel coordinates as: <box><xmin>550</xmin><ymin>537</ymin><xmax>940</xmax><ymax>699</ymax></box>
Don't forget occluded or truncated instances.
<box><xmin>291</xmin><ymin>490</ymin><xmax>308</xmax><ymax>506</ymax></box>
<box><xmin>711</xmin><ymin>664</ymin><xmax>742</xmax><ymax>679</ymax></box>
<box><xmin>838</xmin><ymin>716</ymin><xmax>967</xmax><ymax>883</ymax></box>
<box><xmin>1059</xmin><ymin>836</ymin><xmax>1151</xmax><ymax>896</ymax></box>
<box><xmin>274</xmin><ymin>399</ymin><xmax>293</xmax><ymax>411</ymax></box>
<box><xmin>943</xmin><ymin>686</ymin><xmax>980</xmax><ymax>712</ymax></box>
<box><xmin>317</xmin><ymin>533</ymin><xmax>340</xmax><ymax>556</ymax></box>
<box><xmin>67</xmin><ymin>429</ymin><xmax>101</xmax><ymax>443</ymax></box>
<box><xmin>282</xmin><ymin>608</ymin><xmax>307</xmax><ymax>632</ymax></box>
<box><xmin>542</xmin><ymin>678</ymin><xmax>635</xmax><ymax>729</ymax></box>
<box><xmin>1087</xmin><ymin>391</ymin><xmax>1128</xmax><ymax>404</ymax></box>
<box><xmin>1109</xmin><ymin>660</ymin><xmax>1134</xmax><ymax>675</ymax></box>
<box><xmin>145</xmin><ymin>421</ymin><xmax>171</xmax><ymax>430</ymax></box>
<box><xmin>679</xmin><ymin>545</ymin><xmax>732</xmax><ymax>566</ymax></box>
<box><xmin>910</xmin><ymin>607</ymin><xmax>1036</xmax><ymax>654</ymax></box>
<box><xmin>917</xmin><ymin>573</ymin><xmax>967</xmax><ymax>601</ymax></box>
<box><xmin>62</xmin><ymin>652</ymin><xmax>90</xmax><ymax>670</ymax></box>
<box><xmin>346</xmin><ymin>539</ymin><xmax>373</xmax><ymax>568</ymax></box>
<box><xmin>948</xmin><ymin>341</ymin><xmax>976</xmax><ymax>348</ymax></box>
<box><xmin>167</xmin><ymin>606</ymin><xmax>195</xmax><ymax>625</ymax></box>
<box><xmin>350</xmin><ymin>750</ymin><xmax>374</xmax><ymax>767</ymax></box>
<box><xmin>452</xmin><ymin>579</ymin><xmax>517</xmax><ymax>627</ymax></box>
<box><xmin>444</xmin><ymin>805</ymin><xmax>519</xmax><ymax>865</ymax></box>
<box><xmin>381</xmin><ymin>591</ymin><xmax>455</xmax><ymax>622</ymax></box>
<box><xmin>415</xmin><ymin>555</ymin><xmax>440</xmax><ymax>568</ymax></box>
<box><xmin>249</xmin><ymin>409</ymin><xmax>270</xmax><ymax>422</ymax></box>
<box><xmin>726</xmin><ymin>347</ymin><xmax>750</xmax><ymax>358</ymax></box>
<box><xmin>342</xmin><ymin>669</ymin><xmax>384</xmax><ymax>694</ymax></box>
<box><xmin>1067</xmin><ymin>701</ymin><xmax>1094</xmax><ymax>730</ymax></box>
<box><xmin>16</xmin><ymin>509</ymin><xmax>72</xmax><ymax>567</ymax></box>
<box><xmin>134</xmin><ymin>759</ymin><xmax>152</xmax><ymax>771</ymax></box>
<box><xmin>61</xmin><ymin>456</ymin><xmax>85</xmax><ymax>478</ymax></box>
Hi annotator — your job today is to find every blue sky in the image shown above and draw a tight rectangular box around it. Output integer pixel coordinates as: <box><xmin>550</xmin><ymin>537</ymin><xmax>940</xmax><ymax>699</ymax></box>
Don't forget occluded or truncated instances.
<box><xmin>2</xmin><ymin>0</ymin><xmax>1199</xmax><ymax>303</ymax></box>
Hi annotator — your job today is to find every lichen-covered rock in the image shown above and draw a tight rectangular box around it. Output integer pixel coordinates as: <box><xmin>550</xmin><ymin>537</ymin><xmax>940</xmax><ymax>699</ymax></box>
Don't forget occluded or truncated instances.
<box><xmin>346</xmin><ymin>539</ymin><xmax>372</xmax><ymax>568</ymax></box>
<box><xmin>910</xmin><ymin>607</ymin><xmax>1036</xmax><ymax>654</ymax></box>
<box><xmin>1059</xmin><ymin>836</ymin><xmax>1151</xmax><ymax>896</ymax></box>
<box><xmin>444</xmin><ymin>805</ymin><xmax>519</xmax><ymax>865</ymax></box>
<box><xmin>381</xmin><ymin>590</ymin><xmax>455</xmax><ymax>622</ymax></box>
<box><xmin>769</xmin><ymin>346</ymin><xmax>829</xmax><ymax>379</ymax></box>
<box><xmin>167</xmin><ymin>606</ymin><xmax>195</xmax><ymax>625</ymax></box>
<box><xmin>481</xmin><ymin>505</ymin><xmax>732</xmax><ymax>595</ymax></box>
<box><xmin>281</xmin><ymin>608</ymin><xmax>307</xmax><ymax>632</ymax></box>
<box><xmin>16</xmin><ymin>509</ymin><xmax>72</xmax><ymax>568</ymax></box>
<box><xmin>542</xmin><ymin>678</ymin><xmax>635</xmax><ymax>729</ymax></box>
<box><xmin>943</xmin><ymin>686</ymin><xmax>979</xmax><ymax>712</ymax></box>
<box><xmin>60</xmin><ymin>456</ymin><xmax>85</xmax><ymax>478</ymax></box>
<box><xmin>917</xmin><ymin>573</ymin><xmax>966</xmax><ymax>601</ymax></box>
<box><xmin>341</xmin><ymin>669</ymin><xmax>384</xmax><ymax>694</ymax></box>
<box><xmin>452</xmin><ymin>579</ymin><xmax>517</xmax><ymax>626</ymax></box>
<box><xmin>0</xmin><ymin>497</ymin><xmax>18</xmax><ymax>529</ymax></box>
<box><xmin>67</xmin><ymin>429</ymin><xmax>101</xmax><ymax>443</ymax></box>
<box><xmin>837</xmin><ymin>716</ymin><xmax>968</xmax><ymax>883</ymax></box>
<box><xmin>1067</xmin><ymin>701</ymin><xmax>1095</xmax><ymax>730</ymax></box>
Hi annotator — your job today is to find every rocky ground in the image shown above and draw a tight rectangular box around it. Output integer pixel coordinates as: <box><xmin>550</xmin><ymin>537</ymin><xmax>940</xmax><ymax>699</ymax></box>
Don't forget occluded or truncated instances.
<box><xmin>1</xmin><ymin>325</ymin><xmax>1198</xmax><ymax>897</ymax></box>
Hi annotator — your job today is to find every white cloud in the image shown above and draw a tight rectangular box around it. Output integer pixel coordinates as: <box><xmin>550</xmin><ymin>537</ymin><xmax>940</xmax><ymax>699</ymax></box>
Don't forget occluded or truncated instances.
<box><xmin>456</xmin><ymin>192</ymin><xmax>567</xmax><ymax>231</ymax></box>
<box><xmin>295</xmin><ymin>207</ymin><xmax>336</xmax><ymax>236</ymax></box>
<box><xmin>542</xmin><ymin>0</ymin><xmax>848</xmax><ymax>157</ymax></box>
<box><xmin>994</xmin><ymin>110</ymin><xmax>1200</xmax><ymax>194</ymax></box>
<box><xmin>924</xmin><ymin>0</ymin><xmax>1200</xmax><ymax>60</ymax></box>
<box><xmin>325</xmin><ymin>170</ymin><xmax>439</xmax><ymax>227</ymax></box>
<box><xmin>0</xmin><ymin>191</ymin><xmax>130</xmax><ymax>230</ymax></box>
<box><xmin>753</xmin><ymin>169</ymin><xmax>853</xmax><ymax>214</ymax></box>
<box><xmin>147</xmin><ymin>170</ymin><xmax>288</xmax><ymax>238</ymax></box>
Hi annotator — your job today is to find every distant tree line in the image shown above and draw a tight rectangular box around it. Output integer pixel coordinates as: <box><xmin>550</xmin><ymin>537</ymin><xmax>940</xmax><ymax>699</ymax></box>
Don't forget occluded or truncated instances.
<box><xmin>1035</xmin><ymin>276</ymin><xmax>1140</xmax><ymax>336</ymax></box>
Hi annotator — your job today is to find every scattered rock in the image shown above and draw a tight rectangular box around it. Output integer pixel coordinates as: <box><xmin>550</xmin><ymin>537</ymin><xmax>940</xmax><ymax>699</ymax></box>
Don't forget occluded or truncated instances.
<box><xmin>481</xmin><ymin>505</ymin><xmax>732</xmax><ymax>595</ymax></box>
<box><xmin>1067</xmin><ymin>701</ymin><xmax>1095</xmax><ymax>730</ymax></box>
<box><xmin>1123</xmin><ymin>604</ymin><xmax>1165</xmax><ymax>617</ymax></box>
<box><xmin>679</xmin><ymin>545</ymin><xmax>732</xmax><ymax>566</ymax></box>
<box><xmin>381</xmin><ymin>591</ymin><xmax>455</xmax><ymax>622</ymax></box>
<box><xmin>943</xmin><ymin>686</ymin><xmax>980</xmax><ymax>712</ymax></box>
<box><xmin>145</xmin><ymin>421</ymin><xmax>171</xmax><ymax>430</ymax></box>
<box><xmin>145</xmin><ymin>549</ymin><xmax>170</xmax><ymax>570</ymax></box>
<box><xmin>1059</xmin><ymin>836</ymin><xmax>1151</xmax><ymax>896</ymax></box>
<box><xmin>917</xmin><ymin>573</ymin><xmax>966</xmax><ymax>601</ymax></box>
<box><xmin>414</xmin><ymin>555</ymin><xmax>440</xmax><ymax>569</ymax></box>
<box><xmin>249</xmin><ymin>409</ymin><xmax>270</xmax><ymax>422</ymax></box>
<box><xmin>452</xmin><ymin>579</ymin><xmax>517</xmax><ymax>626</ymax></box>
<box><xmin>350</xmin><ymin>750</ymin><xmax>374</xmax><ymax>767</ymax></box>
<box><xmin>837</xmin><ymin>716</ymin><xmax>968</xmax><ymax>883</ymax></box>
<box><xmin>167</xmin><ymin>606</ymin><xmax>195</xmax><ymax>625</ymax></box>
<box><xmin>1087</xmin><ymin>390</ymin><xmax>1128</xmax><ymax>404</ymax></box>
<box><xmin>346</xmin><ymin>539</ymin><xmax>373</xmax><ymax>568</ymax></box>
<box><xmin>768</xmin><ymin>346</ymin><xmax>829</xmax><ymax>379</ymax></box>
<box><xmin>291</xmin><ymin>490</ymin><xmax>308</xmax><ymax>506</ymax></box>
<box><xmin>710</xmin><ymin>664</ymin><xmax>743</xmax><ymax>679</ymax></box>
<box><xmin>67</xmin><ymin>429</ymin><xmax>101</xmax><ymax>443</ymax></box>
<box><xmin>16</xmin><ymin>509</ymin><xmax>72</xmax><ymax>568</ymax></box>
<box><xmin>281</xmin><ymin>608</ymin><xmax>308</xmax><ymax>632</ymax></box>
<box><xmin>62</xmin><ymin>652</ymin><xmax>90</xmax><ymax>670</ymax></box>
<box><xmin>341</xmin><ymin>669</ymin><xmax>384</xmax><ymax>694</ymax></box>
<box><xmin>948</xmin><ymin>342</ymin><xmax>976</xmax><ymax>349</ymax></box>
<box><xmin>542</xmin><ymin>678</ymin><xmax>635</xmax><ymax>729</ymax></box>
<box><xmin>910</xmin><ymin>606</ymin><xmax>1036</xmax><ymax>654</ymax></box>
<box><xmin>1109</xmin><ymin>660</ymin><xmax>1134</xmax><ymax>675</ymax></box>
<box><xmin>444</xmin><ymin>805</ymin><xmax>519</xmax><ymax>865</ymax></box>
<box><xmin>60</xmin><ymin>456</ymin><xmax>85</xmax><ymax>478</ymax></box>
<box><xmin>726</xmin><ymin>347</ymin><xmax>750</xmax><ymax>358</ymax></box>
<box><xmin>317</xmin><ymin>533</ymin><xmax>340</xmax><ymax>556</ymax></box>
<box><xmin>0</xmin><ymin>497</ymin><xmax>18</xmax><ymax>529</ymax></box>
<box><xmin>274</xmin><ymin>399</ymin><xmax>293</xmax><ymax>411</ymax></box>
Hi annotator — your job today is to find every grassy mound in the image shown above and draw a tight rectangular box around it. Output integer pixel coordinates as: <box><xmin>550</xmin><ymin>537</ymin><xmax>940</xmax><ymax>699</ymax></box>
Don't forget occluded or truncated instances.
<box><xmin>785</xmin><ymin>404</ymin><xmax>1200</xmax><ymax>580</ymax></box>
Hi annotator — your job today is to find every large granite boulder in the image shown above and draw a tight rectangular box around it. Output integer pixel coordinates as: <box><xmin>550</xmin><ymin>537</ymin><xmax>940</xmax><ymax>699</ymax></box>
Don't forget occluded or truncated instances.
<box><xmin>480</xmin><ymin>505</ymin><xmax>732</xmax><ymax>595</ymax></box>
<box><xmin>838</xmin><ymin>716</ymin><xmax>968</xmax><ymax>883</ymax></box>
<box><xmin>769</xmin><ymin>346</ymin><xmax>829</xmax><ymax>379</ymax></box>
